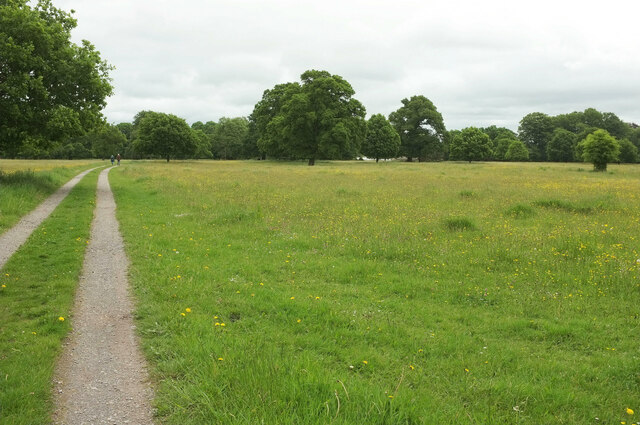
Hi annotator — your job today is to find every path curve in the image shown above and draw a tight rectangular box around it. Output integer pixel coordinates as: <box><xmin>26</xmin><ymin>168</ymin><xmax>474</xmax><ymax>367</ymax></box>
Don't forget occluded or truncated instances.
<box><xmin>0</xmin><ymin>167</ymin><xmax>100</xmax><ymax>269</ymax></box>
<box><xmin>53</xmin><ymin>167</ymin><xmax>155</xmax><ymax>425</ymax></box>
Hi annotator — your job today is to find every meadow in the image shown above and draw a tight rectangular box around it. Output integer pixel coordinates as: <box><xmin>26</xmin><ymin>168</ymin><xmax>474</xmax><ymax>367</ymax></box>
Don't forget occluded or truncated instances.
<box><xmin>105</xmin><ymin>160</ymin><xmax>640</xmax><ymax>424</ymax></box>
<box><xmin>0</xmin><ymin>159</ymin><xmax>102</xmax><ymax>233</ymax></box>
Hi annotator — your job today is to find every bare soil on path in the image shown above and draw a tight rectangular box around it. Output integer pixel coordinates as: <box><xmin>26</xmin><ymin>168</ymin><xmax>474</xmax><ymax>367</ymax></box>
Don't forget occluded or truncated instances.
<box><xmin>0</xmin><ymin>167</ymin><xmax>100</xmax><ymax>269</ymax></box>
<box><xmin>53</xmin><ymin>167</ymin><xmax>154</xmax><ymax>425</ymax></box>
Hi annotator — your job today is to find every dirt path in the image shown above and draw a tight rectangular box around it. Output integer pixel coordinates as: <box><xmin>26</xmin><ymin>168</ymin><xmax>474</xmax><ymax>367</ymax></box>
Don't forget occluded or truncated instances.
<box><xmin>53</xmin><ymin>167</ymin><xmax>155</xmax><ymax>425</ymax></box>
<box><xmin>0</xmin><ymin>167</ymin><xmax>100</xmax><ymax>269</ymax></box>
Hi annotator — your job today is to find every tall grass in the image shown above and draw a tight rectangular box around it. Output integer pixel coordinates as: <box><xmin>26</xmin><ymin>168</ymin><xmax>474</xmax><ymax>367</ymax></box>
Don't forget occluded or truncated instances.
<box><xmin>104</xmin><ymin>161</ymin><xmax>637</xmax><ymax>424</ymax></box>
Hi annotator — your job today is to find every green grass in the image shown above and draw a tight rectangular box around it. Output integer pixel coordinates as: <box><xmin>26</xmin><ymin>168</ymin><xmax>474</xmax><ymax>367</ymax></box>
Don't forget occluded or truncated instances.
<box><xmin>109</xmin><ymin>160</ymin><xmax>640</xmax><ymax>424</ymax></box>
<box><xmin>443</xmin><ymin>216</ymin><xmax>477</xmax><ymax>231</ymax></box>
<box><xmin>0</xmin><ymin>170</ymin><xmax>98</xmax><ymax>425</ymax></box>
<box><xmin>0</xmin><ymin>160</ymin><xmax>103</xmax><ymax>233</ymax></box>
<box><xmin>505</xmin><ymin>204</ymin><xmax>536</xmax><ymax>219</ymax></box>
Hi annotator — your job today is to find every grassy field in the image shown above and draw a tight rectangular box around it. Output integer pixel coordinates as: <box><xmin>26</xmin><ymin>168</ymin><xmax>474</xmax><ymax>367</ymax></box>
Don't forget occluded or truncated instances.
<box><xmin>107</xmin><ymin>160</ymin><xmax>640</xmax><ymax>424</ymax></box>
<box><xmin>0</xmin><ymin>168</ymin><xmax>99</xmax><ymax>424</ymax></box>
<box><xmin>0</xmin><ymin>159</ymin><xmax>103</xmax><ymax>233</ymax></box>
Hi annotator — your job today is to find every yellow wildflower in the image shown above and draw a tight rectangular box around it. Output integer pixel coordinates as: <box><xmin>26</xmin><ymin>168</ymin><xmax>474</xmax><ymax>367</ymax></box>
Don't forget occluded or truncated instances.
<box><xmin>626</xmin><ymin>408</ymin><xmax>634</xmax><ymax>415</ymax></box>
<box><xmin>185</xmin><ymin>308</ymin><xmax>191</xmax><ymax>313</ymax></box>
<box><xmin>58</xmin><ymin>316</ymin><xmax>65</xmax><ymax>321</ymax></box>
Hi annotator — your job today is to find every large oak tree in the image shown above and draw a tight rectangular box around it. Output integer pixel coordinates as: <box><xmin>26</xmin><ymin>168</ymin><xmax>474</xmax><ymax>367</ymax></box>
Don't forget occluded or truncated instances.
<box><xmin>251</xmin><ymin>82</ymin><xmax>301</xmax><ymax>159</ymax></box>
<box><xmin>133</xmin><ymin>111</ymin><xmax>197</xmax><ymax>162</ymax></box>
<box><xmin>257</xmin><ymin>70</ymin><xmax>366</xmax><ymax>165</ymax></box>
<box><xmin>0</xmin><ymin>0</ymin><xmax>113</xmax><ymax>157</ymax></box>
<box><xmin>449</xmin><ymin>127</ymin><xmax>492</xmax><ymax>162</ymax></box>
<box><xmin>388</xmin><ymin>95</ymin><xmax>446</xmax><ymax>162</ymax></box>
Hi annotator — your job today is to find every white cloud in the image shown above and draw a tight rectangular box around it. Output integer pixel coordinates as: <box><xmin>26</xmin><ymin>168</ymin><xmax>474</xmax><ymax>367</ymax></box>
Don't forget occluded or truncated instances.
<box><xmin>55</xmin><ymin>0</ymin><xmax>640</xmax><ymax>129</ymax></box>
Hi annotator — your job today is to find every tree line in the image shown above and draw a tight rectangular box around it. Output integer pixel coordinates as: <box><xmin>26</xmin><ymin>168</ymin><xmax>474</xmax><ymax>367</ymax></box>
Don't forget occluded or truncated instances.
<box><xmin>113</xmin><ymin>73</ymin><xmax>640</xmax><ymax>170</ymax></box>
<box><xmin>2</xmin><ymin>1</ymin><xmax>639</xmax><ymax>169</ymax></box>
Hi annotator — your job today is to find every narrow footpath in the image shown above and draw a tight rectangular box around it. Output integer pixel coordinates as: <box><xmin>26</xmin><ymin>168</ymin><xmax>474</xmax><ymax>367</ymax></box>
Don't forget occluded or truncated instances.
<box><xmin>0</xmin><ymin>167</ymin><xmax>99</xmax><ymax>269</ymax></box>
<box><xmin>53</xmin><ymin>167</ymin><xmax>154</xmax><ymax>425</ymax></box>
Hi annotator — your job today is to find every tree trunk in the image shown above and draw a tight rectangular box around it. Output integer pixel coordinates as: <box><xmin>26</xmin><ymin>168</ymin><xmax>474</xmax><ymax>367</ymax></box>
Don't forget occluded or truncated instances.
<box><xmin>166</xmin><ymin>155</ymin><xmax>170</xmax><ymax>163</ymax></box>
<box><xmin>376</xmin><ymin>158</ymin><xmax>379</xmax><ymax>163</ymax></box>
<box><xmin>308</xmin><ymin>158</ymin><xmax>315</xmax><ymax>166</ymax></box>
<box><xmin>406</xmin><ymin>157</ymin><xmax>413</xmax><ymax>162</ymax></box>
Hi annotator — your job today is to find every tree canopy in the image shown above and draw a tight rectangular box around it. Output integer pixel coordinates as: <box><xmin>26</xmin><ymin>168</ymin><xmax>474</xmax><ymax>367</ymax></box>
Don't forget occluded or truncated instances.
<box><xmin>258</xmin><ymin>70</ymin><xmax>366</xmax><ymax>165</ymax></box>
<box><xmin>580</xmin><ymin>129</ymin><xmax>620</xmax><ymax>171</ymax></box>
<box><xmin>212</xmin><ymin>117</ymin><xmax>249</xmax><ymax>160</ymax></box>
<box><xmin>546</xmin><ymin>128</ymin><xmax>577</xmax><ymax>162</ymax></box>
<box><xmin>481</xmin><ymin>125</ymin><xmax>517</xmax><ymax>142</ymax></box>
<box><xmin>617</xmin><ymin>139</ymin><xmax>638</xmax><ymax>163</ymax></box>
<box><xmin>92</xmin><ymin>124</ymin><xmax>126</xmax><ymax>160</ymax></box>
<box><xmin>115</xmin><ymin>123</ymin><xmax>133</xmax><ymax>141</ymax></box>
<box><xmin>191</xmin><ymin>121</ymin><xmax>217</xmax><ymax>135</ymax></box>
<box><xmin>389</xmin><ymin>95</ymin><xmax>446</xmax><ymax>162</ymax></box>
<box><xmin>518</xmin><ymin>112</ymin><xmax>554</xmax><ymax>161</ymax></box>
<box><xmin>361</xmin><ymin>114</ymin><xmax>400</xmax><ymax>162</ymax></box>
<box><xmin>251</xmin><ymin>82</ymin><xmax>301</xmax><ymax>159</ymax></box>
<box><xmin>133</xmin><ymin>111</ymin><xmax>197</xmax><ymax>162</ymax></box>
<box><xmin>492</xmin><ymin>135</ymin><xmax>518</xmax><ymax>161</ymax></box>
<box><xmin>0</xmin><ymin>0</ymin><xmax>113</xmax><ymax>157</ymax></box>
<box><xmin>449</xmin><ymin>127</ymin><xmax>492</xmax><ymax>162</ymax></box>
<box><xmin>516</xmin><ymin>108</ymin><xmax>634</xmax><ymax>163</ymax></box>
<box><xmin>505</xmin><ymin>140</ymin><xmax>530</xmax><ymax>162</ymax></box>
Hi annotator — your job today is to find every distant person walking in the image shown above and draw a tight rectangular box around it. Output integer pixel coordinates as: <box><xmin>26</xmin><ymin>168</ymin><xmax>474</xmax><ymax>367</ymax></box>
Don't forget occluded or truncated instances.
<box><xmin>116</xmin><ymin>153</ymin><xmax>121</xmax><ymax>166</ymax></box>
<box><xmin>110</xmin><ymin>155</ymin><xmax>115</xmax><ymax>166</ymax></box>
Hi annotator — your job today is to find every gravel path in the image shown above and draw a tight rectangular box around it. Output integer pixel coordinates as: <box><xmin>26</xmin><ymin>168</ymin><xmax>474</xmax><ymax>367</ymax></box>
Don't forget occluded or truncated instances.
<box><xmin>53</xmin><ymin>167</ymin><xmax>155</xmax><ymax>425</ymax></box>
<box><xmin>0</xmin><ymin>167</ymin><xmax>99</xmax><ymax>269</ymax></box>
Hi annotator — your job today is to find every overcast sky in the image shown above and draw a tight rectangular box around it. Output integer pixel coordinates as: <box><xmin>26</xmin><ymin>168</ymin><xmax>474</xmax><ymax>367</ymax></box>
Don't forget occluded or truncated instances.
<box><xmin>55</xmin><ymin>0</ymin><xmax>640</xmax><ymax>130</ymax></box>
